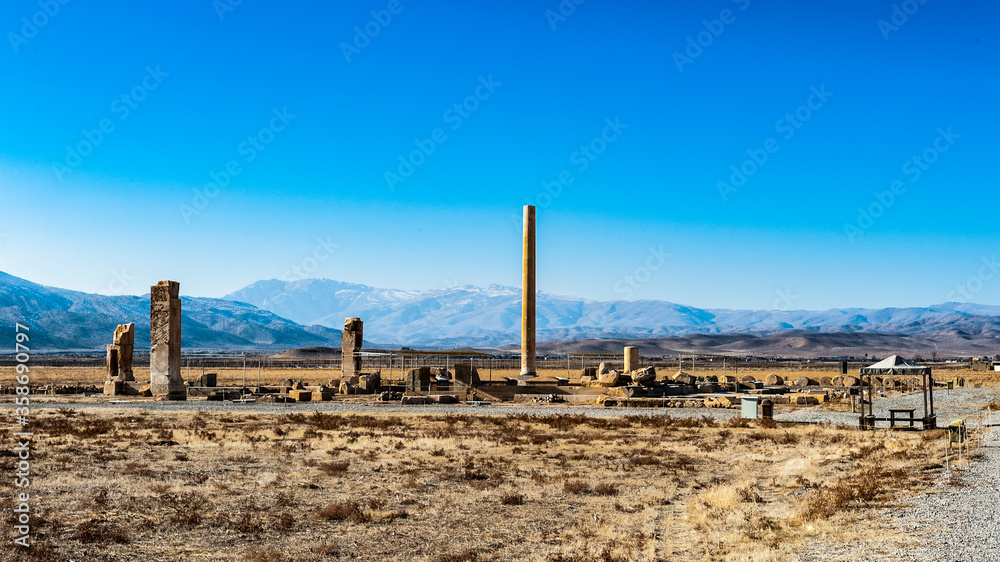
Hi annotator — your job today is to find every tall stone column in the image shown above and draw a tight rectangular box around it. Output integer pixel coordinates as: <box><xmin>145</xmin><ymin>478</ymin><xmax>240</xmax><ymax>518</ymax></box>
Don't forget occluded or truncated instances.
<box><xmin>150</xmin><ymin>281</ymin><xmax>186</xmax><ymax>400</ymax></box>
<box><xmin>624</xmin><ymin>346</ymin><xmax>639</xmax><ymax>372</ymax></box>
<box><xmin>342</xmin><ymin>317</ymin><xmax>363</xmax><ymax>380</ymax></box>
<box><xmin>520</xmin><ymin>205</ymin><xmax>537</xmax><ymax>379</ymax></box>
<box><xmin>115</xmin><ymin>323</ymin><xmax>135</xmax><ymax>381</ymax></box>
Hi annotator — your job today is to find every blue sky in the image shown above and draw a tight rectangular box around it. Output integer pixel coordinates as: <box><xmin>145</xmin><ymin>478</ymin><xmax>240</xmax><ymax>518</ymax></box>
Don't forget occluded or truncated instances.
<box><xmin>0</xmin><ymin>0</ymin><xmax>997</xmax><ymax>310</ymax></box>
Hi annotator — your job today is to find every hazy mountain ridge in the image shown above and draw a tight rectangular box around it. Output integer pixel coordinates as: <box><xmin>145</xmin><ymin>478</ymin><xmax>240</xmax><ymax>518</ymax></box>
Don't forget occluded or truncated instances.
<box><xmin>4</xmin><ymin>270</ymin><xmax>1000</xmax><ymax>354</ymax></box>
<box><xmin>0</xmin><ymin>271</ymin><xmax>341</xmax><ymax>351</ymax></box>
<box><xmin>224</xmin><ymin>278</ymin><xmax>1000</xmax><ymax>348</ymax></box>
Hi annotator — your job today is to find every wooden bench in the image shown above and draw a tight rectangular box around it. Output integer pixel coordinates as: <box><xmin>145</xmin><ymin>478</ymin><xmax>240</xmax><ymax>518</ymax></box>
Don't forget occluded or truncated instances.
<box><xmin>888</xmin><ymin>408</ymin><xmax>917</xmax><ymax>428</ymax></box>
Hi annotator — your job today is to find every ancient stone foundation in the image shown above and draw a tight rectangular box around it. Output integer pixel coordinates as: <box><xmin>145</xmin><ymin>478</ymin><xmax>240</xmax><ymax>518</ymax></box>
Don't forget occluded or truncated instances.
<box><xmin>149</xmin><ymin>280</ymin><xmax>186</xmax><ymax>400</ymax></box>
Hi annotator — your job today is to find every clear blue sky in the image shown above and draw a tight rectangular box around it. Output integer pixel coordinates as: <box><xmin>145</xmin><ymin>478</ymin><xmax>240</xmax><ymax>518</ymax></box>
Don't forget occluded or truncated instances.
<box><xmin>1</xmin><ymin>0</ymin><xmax>997</xmax><ymax>310</ymax></box>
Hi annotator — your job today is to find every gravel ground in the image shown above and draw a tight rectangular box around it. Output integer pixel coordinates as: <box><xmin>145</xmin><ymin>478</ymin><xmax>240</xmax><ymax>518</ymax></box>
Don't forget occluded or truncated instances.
<box><xmin>793</xmin><ymin>388</ymin><xmax>1000</xmax><ymax>562</ymax></box>
<box><xmin>776</xmin><ymin>387</ymin><xmax>1000</xmax><ymax>426</ymax></box>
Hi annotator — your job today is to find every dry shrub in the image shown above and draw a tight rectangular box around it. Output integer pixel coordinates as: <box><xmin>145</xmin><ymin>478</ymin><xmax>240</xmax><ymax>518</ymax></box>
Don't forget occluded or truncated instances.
<box><xmin>237</xmin><ymin>511</ymin><xmax>264</xmax><ymax>535</ymax></box>
<box><xmin>270</xmin><ymin>512</ymin><xmax>295</xmax><ymax>532</ymax></box>
<box><xmin>436</xmin><ymin>550</ymin><xmax>478</xmax><ymax>562</ymax></box>
<box><xmin>500</xmin><ymin>492</ymin><xmax>525</xmax><ymax>505</ymax></box>
<box><xmin>594</xmin><ymin>483</ymin><xmax>619</xmax><ymax>496</ymax></box>
<box><xmin>798</xmin><ymin>460</ymin><xmax>891</xmax><ymax>521</ymax></box>
<box><xmin>320</xmin><ymin>460</ymin><xmax>350</xmax><ymax>474</ymax></box>
<box><xmin>244</xmin><ymin>546</ymin><xmax>287</xmax><ymax>562</ymax></box>
<box><xmin>75</xmin><ymin>519</ymin><xmax>130</xmax><ymax>544</ymax></box>
<box><xmin>628</xmin><ymin>455</ymin><xmax>661</xmax><ymax>467</ymax></box>
<box><xmin>564</xmin><ymin>481</ymin><xmax>591</xmax><ymax>495</ymax></box>
<box><xmin>315</xmin><ymin>501</ymin><xmax>369</xmax><ymax>523</ymax></box>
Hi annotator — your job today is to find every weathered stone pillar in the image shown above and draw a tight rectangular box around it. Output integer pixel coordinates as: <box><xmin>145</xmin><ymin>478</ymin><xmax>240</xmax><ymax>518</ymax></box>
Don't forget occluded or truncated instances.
<box><xmin>150</xmin><ymin>281</ymin><xmax>186</xmax><ymax>400</ymax></box>
<box><xmin>520</xmin><ymin>205</ymin><xmax>537</xmax><ymax>379</ymax></box>
<box><xmin>342</xmin><ymin>317</ymin><xmax>363</xmax><ymax>379</ymax></box>
<box><xmin>115</xmin><ymin>323</ymin><xmax>135</xmax><ymax>381</ymax></box>
<box><xmin>624</xmin><ymin>346</ymin><xmax>639</xmax><ymax>373</ymax></box>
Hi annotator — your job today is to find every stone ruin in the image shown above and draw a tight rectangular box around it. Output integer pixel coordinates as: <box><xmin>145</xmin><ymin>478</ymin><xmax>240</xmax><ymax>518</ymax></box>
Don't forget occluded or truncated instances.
<box><xmin>103</xmin><ymin>323</ymin><xmax>139</xmax><ymax>396</ymax></box>
<box><xmin>404</xmin><ymin>364</ymin><xmax>482</xmax><ymax>393</ymax></box>
<box><xmin>342</xmin><ymin>317</ymin><xmax>363</xmax><ymax>379</ymax></box>
<box><xmin>338</xmin><ymin>317</ymin><xmax>381</xmax><ymax>395</ymax></box>
<box><xmin>149</xmin><ymin>280</ymin><xmax>186</xmax><ymax>401</ymax></box>
<box><xmin>106</xmin><ymin>323</ymin><xmax>135</xmax><ymax>382</ymax></box>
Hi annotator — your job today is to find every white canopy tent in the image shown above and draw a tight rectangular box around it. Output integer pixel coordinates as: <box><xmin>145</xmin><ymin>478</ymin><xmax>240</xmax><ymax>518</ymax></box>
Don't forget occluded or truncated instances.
<box><xmin>858</xmin><ymin>355</ymin><xmax>935</xmax><ymax>430</ymax></box>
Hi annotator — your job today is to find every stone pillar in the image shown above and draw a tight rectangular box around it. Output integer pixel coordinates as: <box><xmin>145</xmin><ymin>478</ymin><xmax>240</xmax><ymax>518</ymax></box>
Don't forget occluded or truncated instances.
<box><xmin>624</xmin><ymin>346</ymin><xmax>639</xmax><ymax>373</ymax></box>
<box><xmin>520</xmin><ymin>205</ymin><xmax>537</xmax><ymax>379</ymax></box>
<box><xmin>342</xmin><ymin>317</ymin><xmax>363</xmax><ymax>379</ymax></box>
<box><xmin>150</xmin><ymin>281</ymin><xmax>186</xmax><ymax>400</ymax></box>
<box><xmin>115</xmin><ymin>323</ymin><xmax>135</xmax><ymax>381</ymax></box>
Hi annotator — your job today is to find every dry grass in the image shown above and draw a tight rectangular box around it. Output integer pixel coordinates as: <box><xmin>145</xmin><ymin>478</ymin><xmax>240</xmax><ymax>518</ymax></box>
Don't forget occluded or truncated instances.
<box><xmin>0</xmin><ymin>406</ymin><xmax>950</xmax><ymax>561</ymax></box>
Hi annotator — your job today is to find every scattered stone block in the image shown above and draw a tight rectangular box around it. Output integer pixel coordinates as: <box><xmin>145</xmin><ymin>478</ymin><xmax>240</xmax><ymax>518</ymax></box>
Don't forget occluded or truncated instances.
<box><xmin>453</xmin><ymin>364</ymin><xmax>482</xmax><ymax>387</ymax></box>
<box><xmin>138</xmin><ymin>384</ymin><xmax>152</xmax><ymax>397</ymax></box>
<box><xmin>598</xmin><ymin>369</ymin><xmax>621</xmax><ymax>387</ymax></box>
<box><xmin>401</xmin><ymin>395</ymin><xmax>432</xmax><ymax>405</ymax></box>
<box><xmin>289</xmin><ymin>390</ymin><xmax>312</xmax><ymax>401</ymax></box>
<box><xmin>672</xmin><ymin>371</ymin><xmax>696</xmax><ymax>386</ymax></box>
<box><xmin>795</xmin><ymin>376</ymin><xmax>819</xmax><ymax>387</ymax></box>
<box><xmin>103</xmin><ymin>381</ymin><xmax>124</xmax><ymax>396</ymax></box>
<box><xmin>358</xmin><ymin>373</ymin><xmax>381</xmax><ymax>394</ymax></box>
<box><xmin>765</xmin><ymin>374</ymin><xmax>784</xmax><ymax>386</ymax></box>
<box><xmin>820</xmin><ymin>376</ymin><xmax>834</xmax><ymax>386</ymax></box>
<box><xmin>631</xmin><ymin>366</ymin><xmax>656</xmax><ymax>386</ymax></box>
<box><xmin>740</xmin><ymin>375</ymin><xmax>757</xmax><ymax>383</ymax></box>
<box><xmin>405</xmin><ymin>367</ymin><xmax>432</xmax><ymax>392</ymax></box>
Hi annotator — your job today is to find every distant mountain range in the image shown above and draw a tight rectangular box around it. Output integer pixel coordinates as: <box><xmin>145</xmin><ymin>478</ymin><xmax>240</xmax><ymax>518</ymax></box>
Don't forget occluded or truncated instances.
<box><xmin>3</xmin><ymin>271</ymin><xmax>1000</xmax><ymax>356</ymax></box>
<box><xmin>0</xmin><ymin>271</ymin><xmax>341</xmax><ymax>352</ymax></box>
<box><xmin>224</xmin><ymin>278</ymin><xmax>1000</xmax><ymax>350</ymax></box>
